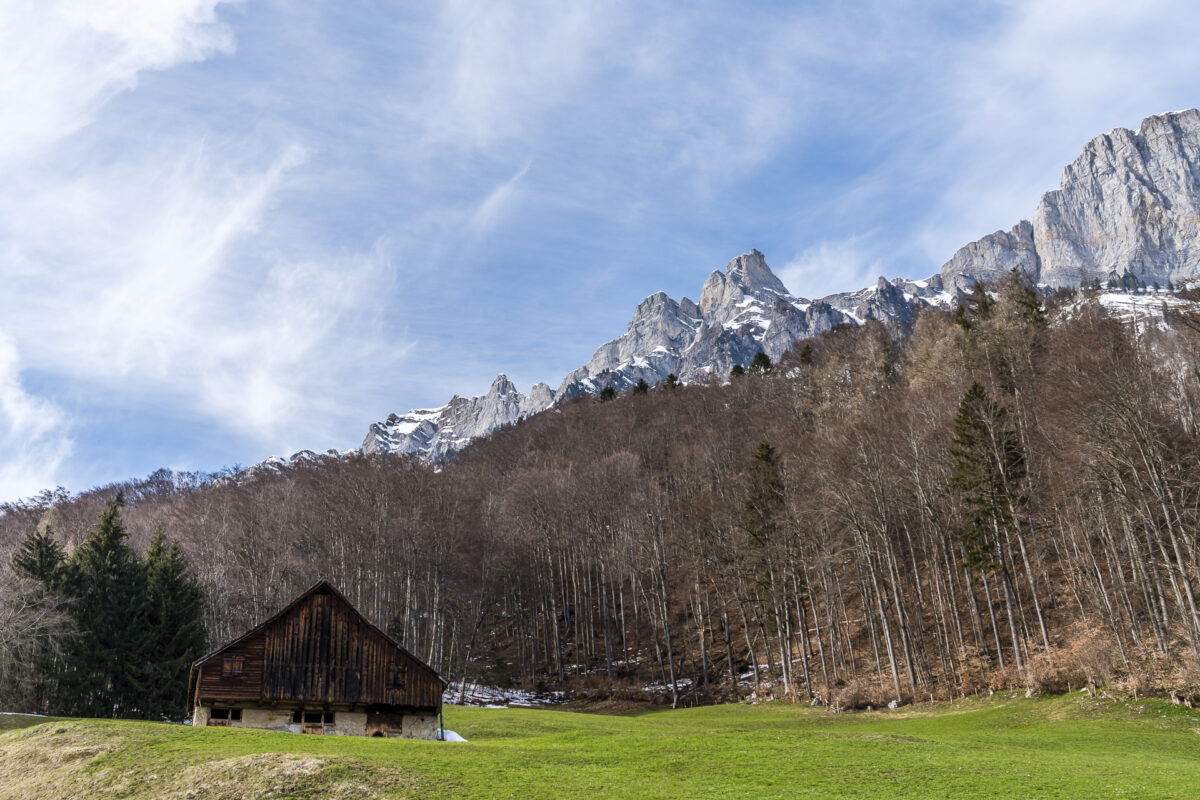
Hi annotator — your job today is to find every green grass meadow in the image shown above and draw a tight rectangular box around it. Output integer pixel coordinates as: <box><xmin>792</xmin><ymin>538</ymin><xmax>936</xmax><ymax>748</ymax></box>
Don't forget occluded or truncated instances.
<box><xmin>2</xmin><ymin>694</ymin><xmax>1199</xmax><ymax>799</ymax></box>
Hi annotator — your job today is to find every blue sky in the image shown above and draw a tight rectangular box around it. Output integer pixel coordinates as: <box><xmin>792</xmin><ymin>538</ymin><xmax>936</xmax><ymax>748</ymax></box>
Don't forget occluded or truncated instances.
<box><xmin>3</xmin><ymin>0</ymin><xmax>1200</xmax><ymax>499</ymax></box>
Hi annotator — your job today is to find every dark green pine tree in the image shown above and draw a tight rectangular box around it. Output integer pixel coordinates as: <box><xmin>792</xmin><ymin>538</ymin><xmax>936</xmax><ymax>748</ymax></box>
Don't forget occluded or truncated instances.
<box><xmin>664</xmin><ymin>373</ymin><xmax>679</xmax><ymax>390</ymax></box>
<box><xmin>798</xmin><ymin>343</ymin><xmax>813</xmax><ymax>365</ymax></box>
<box><xmin>744</xmin><ymin>440</ymin><xmax>784</xmax><ymax>549</ymax></box>
<box><xmin>749</xmin><ymin>351</ymin><xmax>773</xmax><ymax>375</ymax></box>
<box><xmin>949</xmin><ymin>383</ymin><xmax>1025</xmax><ymax>575</ymax></box>
<box><xmin>598</xmin><ymin>385</ymin><xmax>617</xmax><ymax>401</ymax></box>
<box><xmin>11</xmin><ymin>525</ymin><xmax>66</xmax><ymax>587</ymax></box>
<box><xmin>730</xmin><ymin>364</ymin><xmax>745</xmax><ymax>378</ymax></box>
<box><xmin>59</xmin><ymin>496</ymin><xmax>149</xmax><ymax>718</ymax></box>
<box><xmin>141</xmin><ymin>528</ymin><xmax>207</xmax><ymax>720</ymax></box>
<box><xmin>632</xmin><ymin>378</ymin><xmax>650</xmax><ymax>395</ymax></box>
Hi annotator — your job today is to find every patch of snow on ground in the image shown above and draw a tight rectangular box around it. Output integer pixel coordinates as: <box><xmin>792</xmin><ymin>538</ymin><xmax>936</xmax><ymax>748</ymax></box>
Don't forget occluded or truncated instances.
<box><xmin>445</xmin><ymin>684</ymin><xmax>567</xmax><ymax>707</ymax></box>
<box><xmin>1056</xmin><ymin>291</ymin><xmax>1198</xmax><ymax>332</ymax></box>
<box><xmin>442</xmin><ymin>729</ymin><xmax>468</xmax><ymax>742</ymax></box>
<box><xmin>642</xmin><ymin>677</ymin><xmax>694</xmax><ymax>694</ymax></box>
<box><xmin>1097</xmin><ymin>291</ymin><xmax>1191</xmax><ymax>330</ymax></box>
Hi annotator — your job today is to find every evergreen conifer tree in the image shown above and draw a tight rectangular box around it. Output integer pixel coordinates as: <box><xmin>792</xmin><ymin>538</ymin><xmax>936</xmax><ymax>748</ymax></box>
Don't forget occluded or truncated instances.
<box><xmin>959</xmin><ymin>283</ymin><xmax>995</xmax><ymax>328</ymax></box>
<box><xmin>599</xmin><ymin>385</ymin><xmax>617</xmax><ymax>401</ymax></box>
<box><xmin>998</xmin><ymin>268</ymin><xmax>1046</xmax><ymax>328</ymax></box>
<box><xmin>949</xmin><ymin>383</ymin><xmax>1025</xmax><ymax>574</ymax></box>
<box><xmin>664</xmin><ymin>373</ymin><xmax>679</xmax><ymax>390</ymax></box>
<box><xmin>632</xmin><ymin>378</ymin><xmax>650</xmax><ymax>395</ymax></box>
<box><xmin>12</xmin><ymin>526</ymin><xmax>65</xmax><ymax>587</ymax></box>
<box><xmin>744</xmin><ymin>440</ymin><xmax>784</xmax><ymax>549</ymax></box>
<box><xmin>59</xmin><ymin>496</ymin><xmax>149</xmax><ymax>718</ymax></box>
<box><xmin>730</xmin><ymin>364</ymin><xmax>745</xmax><ymax>377</ymax></box>
<box><xmin>141</xmin><ymin>529</ymin><xmax>207</xmax><ymax>719</ymax></box>
<box><xmin>750</xmin><ymin>351</ymin><xmax>772</xmax><ymax>375</ymax></box>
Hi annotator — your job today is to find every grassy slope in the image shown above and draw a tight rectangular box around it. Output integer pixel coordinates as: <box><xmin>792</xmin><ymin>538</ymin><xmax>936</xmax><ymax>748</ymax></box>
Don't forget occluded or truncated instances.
<box><xmin>2</xmin><ymin>694</ymin><xmax>1199</xmax><ymax>799</ymax></box>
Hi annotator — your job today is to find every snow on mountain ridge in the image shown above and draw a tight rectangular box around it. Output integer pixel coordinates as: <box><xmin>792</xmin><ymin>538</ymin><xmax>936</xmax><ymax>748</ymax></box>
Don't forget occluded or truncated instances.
<box><xmin>353</xmin><ymin>250</ymin><xmax>947</xmax><ymax>462</ymax></box>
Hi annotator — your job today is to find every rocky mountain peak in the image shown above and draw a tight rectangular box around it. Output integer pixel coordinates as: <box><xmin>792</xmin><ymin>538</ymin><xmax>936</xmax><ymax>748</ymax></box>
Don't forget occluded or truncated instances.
<box><xmin>699</xmin><ymin>250</ymin><xmax>790</xmax><ymax>319</ymax></box>
<box><xmin>726</xmin><ymin>249</ymin><xmax>789</xmax><ymax>297</ymax></box>
<box><xmin>488</xmin><ymin>374</ymin><xmax>518</xmax><ymax>396</ymax></box>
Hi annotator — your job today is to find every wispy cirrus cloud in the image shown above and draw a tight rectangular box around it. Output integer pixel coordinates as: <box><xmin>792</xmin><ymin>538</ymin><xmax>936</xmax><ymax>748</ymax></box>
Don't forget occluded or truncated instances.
<box><xmin>0</xmin><ymin>0</ymin><xmax>404</xmax><ymax>496</ymax></box>
<box><xmin>0</xmin><ymin>0</ymin><xmax>236</xmax><ymax>163</ymax></box>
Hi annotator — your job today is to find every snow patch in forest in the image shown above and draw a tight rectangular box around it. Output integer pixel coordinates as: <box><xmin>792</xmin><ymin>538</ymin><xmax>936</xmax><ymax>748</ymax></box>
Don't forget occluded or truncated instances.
<box><xmin>444</xmin><ymin>684</ymin><xmax>567</xmax><ymax>707</ymax></box>
<box><xmin>642</xmin><ymin>677</ymin><xmax>694</xmax><ymax>694</ymax></box>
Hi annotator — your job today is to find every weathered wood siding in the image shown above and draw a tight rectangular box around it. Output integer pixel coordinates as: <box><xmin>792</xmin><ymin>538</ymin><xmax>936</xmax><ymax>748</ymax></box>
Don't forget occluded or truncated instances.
<box><xmin>196</xmin><ymin>587</ymin><xmax>441</xmax><ymax>710</ymax></box>
<box><xmin>196</xmin><ymin>634</ymin><xmax>266</xmax><ymax>702</ymax></box>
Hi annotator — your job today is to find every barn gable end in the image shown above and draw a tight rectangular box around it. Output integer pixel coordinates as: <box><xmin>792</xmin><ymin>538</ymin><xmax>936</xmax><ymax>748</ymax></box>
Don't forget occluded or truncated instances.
<box><xmin>188</xmin><ymin>580</ymin><xmax>444</xmax><ymax>739</ymax></box>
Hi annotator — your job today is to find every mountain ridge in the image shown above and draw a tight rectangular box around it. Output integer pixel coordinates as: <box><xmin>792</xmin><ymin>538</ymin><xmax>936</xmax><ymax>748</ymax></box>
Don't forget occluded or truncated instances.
<box><xmin>275</xmin><ymin>109</ymin><xmax>1200</xmax><ymax>465</ymax></box>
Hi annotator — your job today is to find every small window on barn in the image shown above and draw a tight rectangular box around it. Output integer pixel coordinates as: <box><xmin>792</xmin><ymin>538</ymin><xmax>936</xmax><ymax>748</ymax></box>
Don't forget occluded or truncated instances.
<box><xmin>211</xmin><ymin>708</ymin><xmax>229</xmax><ymax>720</ymax></box>
<box><xmin>304</xmin><ymin>711</ymin><xmax>324</xmax><ymax>724</ymax></box>
<box><xmin>292</xmin><ymin>709</ymin><xmax>303</xmax><ymax>724</ymax></box>
<box><xmin>386</xmin><ymin>665</ymin><xmax>408</xmax><ymax>691</ymax></box>
<box><xmin>229</xmin><ymin>708</ymin><xmax>242</xmax><ymax>721</ymax></box>
<box><xmin>222</xmin><ymin>655</ymin><xmax>244</xmax><ymax>676</ymax></box>
<box><xmin>323</xmin><ymin>711</ymin><xmax>335</xmax><ymax>725</ymax></box>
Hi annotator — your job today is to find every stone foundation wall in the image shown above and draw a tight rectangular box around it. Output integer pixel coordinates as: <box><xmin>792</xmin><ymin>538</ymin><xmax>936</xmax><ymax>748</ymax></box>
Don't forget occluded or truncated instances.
<box><xmin>194</xmin><ymin>705</ymin><xmax>435</xmax><ymax>738</ymax></box>
<box><xmin>191</xmin><ymin>706</ymin><xmax>209</xmax><ymax>727</ymax></box>
<box><xmin>400</xmin><ymin>712</ymin><xmax>439</xmax><ymax>740</ymax></box>
<box><xmin>328</xmin><ymin>711</ymin><xmax>367</xmax><ymax>736</ymax></box>
<box><xmin>236</xmin><ymin>708</ymin><xmax>295</xmax><ymax>732</ymax></box>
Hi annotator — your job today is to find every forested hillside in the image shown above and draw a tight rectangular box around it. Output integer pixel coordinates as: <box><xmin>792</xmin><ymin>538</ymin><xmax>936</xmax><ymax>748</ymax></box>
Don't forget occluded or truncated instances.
<box><xmin>4</xmin><ymin>274</ymin><xmax>1200</xmax><ymax>713</ymax></box>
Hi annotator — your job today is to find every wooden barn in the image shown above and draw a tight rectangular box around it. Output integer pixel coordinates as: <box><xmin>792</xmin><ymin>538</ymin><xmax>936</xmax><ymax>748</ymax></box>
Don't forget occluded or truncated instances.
<box><xmin>187</xmin><ymin>579</ymin><xmax>446</xmax><ymax>739</ymax></box>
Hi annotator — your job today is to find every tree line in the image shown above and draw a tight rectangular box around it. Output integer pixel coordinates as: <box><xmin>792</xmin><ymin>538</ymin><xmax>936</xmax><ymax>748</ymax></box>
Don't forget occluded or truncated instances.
<box><xmin>3</xmin><ymin>271</ymin><xmax>1200</xmax><ymax>712</ymax></box>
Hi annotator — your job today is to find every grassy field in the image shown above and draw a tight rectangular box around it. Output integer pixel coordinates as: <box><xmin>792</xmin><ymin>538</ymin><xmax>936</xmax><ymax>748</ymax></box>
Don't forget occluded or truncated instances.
<box><xmin>2</xmin><ymin>693</ymin><xmax>1199</xmax><ymax>799</ymax></box>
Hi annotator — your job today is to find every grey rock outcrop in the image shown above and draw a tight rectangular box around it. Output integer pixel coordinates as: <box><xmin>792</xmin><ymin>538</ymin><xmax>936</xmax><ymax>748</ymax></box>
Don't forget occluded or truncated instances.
<box><xmin>940</xmin><ymin>109</ymin><xmax>1200</xmax><ymax>291</ymax></box>
<box><xmin>938</xmin><ymin>222</ymin><xmax>1040</xmax><ymax>294</ymax></box>
<box><xmin>1034</xmin><ymin>109</ymin><xmax>1200</xmax><ymax>287</ymax></box>
<box><xmin>823</xmin><ymin>275</ymin><xmax>951</xmax><ymax>331</ymax></box>
<box><xmin>361</xmin><ymin>374</ymin><xmax>554</xmax><ymax>461</ymax></box>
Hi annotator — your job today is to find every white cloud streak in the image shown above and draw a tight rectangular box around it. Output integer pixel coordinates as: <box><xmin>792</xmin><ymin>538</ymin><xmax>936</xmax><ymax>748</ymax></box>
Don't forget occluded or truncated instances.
<box><xmin>0</xmin><ymin>335</ymin><xmax>72</xmax><ymax>499</ymax></box>
<box><xmin>0</xmin><ymin>0</ymin><xmax>236</xmax><ymax>164</ymax></box>
<box><xmin>0</xmin><ymin>0</ymin><xmax>402</xmax><ymax>497</ymax></box>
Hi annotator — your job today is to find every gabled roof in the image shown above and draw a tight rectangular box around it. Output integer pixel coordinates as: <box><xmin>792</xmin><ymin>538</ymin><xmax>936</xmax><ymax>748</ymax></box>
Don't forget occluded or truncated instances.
<box><xmin>191</xmin><ymin>578</ymin><xmax>445</xmax><ymax>684</ymax></box>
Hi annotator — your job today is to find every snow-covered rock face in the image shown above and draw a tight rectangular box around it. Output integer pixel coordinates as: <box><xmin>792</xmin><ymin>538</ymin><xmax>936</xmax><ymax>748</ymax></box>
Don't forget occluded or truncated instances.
<box><xmin>359</xmin><ymin>250</ymin><xmax>955</xmax><ymax>461</ymax></box>
<box><xmin>941</xmin><ymin>109</ymin><xmax>1200</xmax><ymax>292</ymax></box>
<box><xmin>558</xmin><ymin>250</ymin><xmax>823</xmax><ymax>398</ymax></box>
<box><xmin>361</xmin><ymin>374</ymin><xmax>554</xmax><ymax>461</ymax></box>
<box><xmin>556</xmin><ymin>250</ymin><xmax>949</xmax><ymax>399</ymax></box>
